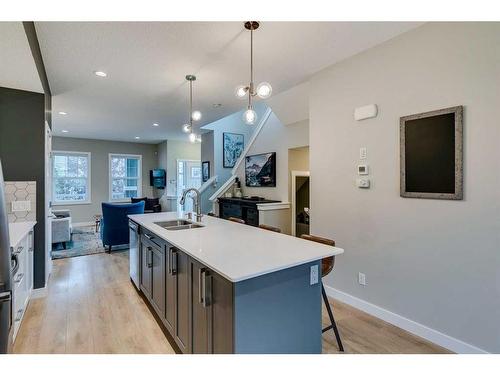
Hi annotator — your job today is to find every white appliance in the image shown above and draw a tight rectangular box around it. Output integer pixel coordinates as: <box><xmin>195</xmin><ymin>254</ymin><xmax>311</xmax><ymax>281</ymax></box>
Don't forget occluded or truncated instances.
<box><xmin>129</xmin><ymin>220</ymin><xmax>140</xmax><ymax>290</ymax></box>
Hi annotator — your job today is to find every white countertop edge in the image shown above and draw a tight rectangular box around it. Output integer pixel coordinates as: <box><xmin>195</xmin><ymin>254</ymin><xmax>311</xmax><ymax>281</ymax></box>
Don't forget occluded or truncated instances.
<box><xmin>9</xmin><ymin>221</ymin><xmax>36</xmax><ymax>248</ymax></box>
<box><xmin>129</xmin><ymin>212</ymin><xmax>344</xmax><ymax>283</ymax></box>
<box><xmin>257</xmin><ymin>202</ymin><xmax>291</xmax><ymax>211</ymax></box>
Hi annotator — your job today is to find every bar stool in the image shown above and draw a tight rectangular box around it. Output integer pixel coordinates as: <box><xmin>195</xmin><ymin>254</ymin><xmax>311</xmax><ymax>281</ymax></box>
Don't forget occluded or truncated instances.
<box><xmin>258</xmin><ymin>224</ymin><xmax>282</xmax><ymax>233</ymax></box>
<box><xmin>301</xmin><ymin>234</ymin><xmax>344</xmax><ymax>352</ymax></box>
<box><xmin>228</xmin><ymin>217</ymin><xmax>245</xmax><ymax>224</ymax></box>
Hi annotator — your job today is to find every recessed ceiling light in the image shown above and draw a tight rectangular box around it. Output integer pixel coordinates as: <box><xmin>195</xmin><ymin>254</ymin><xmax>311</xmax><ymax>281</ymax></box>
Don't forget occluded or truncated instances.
<box><xmin>134</xmin><ymin>136</ymin><xmax>140</xmax><ymax>139</ymax></box>
<box><xmin>213</xmin><ymin>103</ymin><xmax>222</xmax><ymax>108</ymax></box>
<box><xmin>153</xmin><ymin>123</ymin><xmax>159</xmax><ymax>127</ymax></box>
<box><xmin>61</xmin><ymin>130</ymin><xmax>69</xmax><ymax>133</ymax></box>
<box><xmin>58</xmin><ymin>111</ymin><xmax>67</xmax><ymax>115</ymax></box>
<box><xmin>94</xmin><ymin>71</ymin><xmax>107</xmax><ymax>77</ymax></box>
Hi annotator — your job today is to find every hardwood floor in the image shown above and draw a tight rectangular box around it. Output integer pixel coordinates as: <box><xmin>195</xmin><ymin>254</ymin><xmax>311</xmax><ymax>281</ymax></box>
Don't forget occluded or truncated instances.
<box><xmin>13</xmin><ymin>252</ymin><xmax>449</xmax><ymax>354</ymax></box>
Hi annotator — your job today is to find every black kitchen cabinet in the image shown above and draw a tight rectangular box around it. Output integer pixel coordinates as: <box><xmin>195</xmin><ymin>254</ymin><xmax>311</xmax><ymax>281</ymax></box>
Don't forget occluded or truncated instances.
<box><xmin>151</xmin><ymin>246</ymin><xmax>165</xmax><ymax>318</ymax></box>
<box><xmin>173</xmin><ymin>248</ymin><xmax>190</xmax><ymax>353</ymax></box>
<box><xmin>190</xmin><ymin>258</ymin><xmax>234</xmax><ymax>354</ymax></box>
<box><xmin>140</xmin><ymin>241</ymin><xmax>152</xmax><ymax>299</ymax></box>
<box><xmin>218</xmin><ymin>197</ymin><xmax>280</xmax><ymax>226</ymax></box>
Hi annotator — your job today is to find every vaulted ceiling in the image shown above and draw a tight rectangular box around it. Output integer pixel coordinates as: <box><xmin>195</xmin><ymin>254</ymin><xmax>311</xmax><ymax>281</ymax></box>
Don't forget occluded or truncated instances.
<box><xmin>35</xmin><ymin>22</ymin><xmax>422</xmax><ymax>143</ymax></box>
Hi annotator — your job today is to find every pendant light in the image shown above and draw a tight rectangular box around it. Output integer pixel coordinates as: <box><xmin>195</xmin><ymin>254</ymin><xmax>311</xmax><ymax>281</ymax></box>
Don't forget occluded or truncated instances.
<box><xmin>182</xmin><ymin>75</ymin><xmax>202</xmax><ymax>143</ymax></box>
<box><xmin>235</xmin><ymin>21</ymin><xmax>272</xmax><ymax>125</ymax></box>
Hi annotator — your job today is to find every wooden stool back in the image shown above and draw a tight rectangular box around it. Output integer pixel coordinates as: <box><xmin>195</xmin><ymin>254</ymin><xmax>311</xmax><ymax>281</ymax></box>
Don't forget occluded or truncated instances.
<box><xmin>258</xmin><ymin>224</ymin><xmax>281</xmax><ymax>233</ymax></box>
<box><xmin>228</xmin><ymin>217</ymin><xmax>245</xmax><ymax>224</ymax></box>
<box><xmin>300</xmin><ymin>234</ymin><xmax>335</xmax><ymax>277</ymax></box>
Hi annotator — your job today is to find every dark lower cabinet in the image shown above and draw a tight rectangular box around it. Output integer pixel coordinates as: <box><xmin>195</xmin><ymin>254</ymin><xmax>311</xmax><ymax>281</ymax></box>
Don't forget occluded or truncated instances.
<box><xmin>190</xmin><ymin>258</ymin><xmax>234</xmax><ymax>354</ymax></box>
<box><xmin>174</xmin><ymin>249</ymin><xmax>190</xmax><ymax>353</ymax></box>
<box><xmin>140</xmin><ymin>242</ymin><xmax>152</xmax><ymax>299</ymax></box>
<box><xmin>151</xmin><ymin>246</ymin><xmax>165</xmax><ymax>317</ymax></box>
<box><xmin>139</xmin><ymin>228</ymin><xmax>233</xmax><ymax>354</ymax></box>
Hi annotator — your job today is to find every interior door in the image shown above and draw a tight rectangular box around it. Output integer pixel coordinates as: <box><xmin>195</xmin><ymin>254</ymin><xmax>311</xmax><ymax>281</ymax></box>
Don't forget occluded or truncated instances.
<box><xmin>44</xmin><ymin>122</ymin><xmax>52</xmax><ymax>283</ymax></box>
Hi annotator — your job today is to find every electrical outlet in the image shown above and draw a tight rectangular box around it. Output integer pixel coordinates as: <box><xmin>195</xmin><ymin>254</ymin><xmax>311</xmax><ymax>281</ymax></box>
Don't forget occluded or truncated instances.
<box><xmin>310</xmin><ymin>265</ymin><xmax>319</xmax><ymax>285</ymax></box>
<box><xmin>358</xmin><ymin>272</ymin><xmax>366</xmax><ymax>286</ymax></box>
<box><xmin>11</xmin><ymin>200</ymin><xmax>31</xmax><ymax>212</ymax></box>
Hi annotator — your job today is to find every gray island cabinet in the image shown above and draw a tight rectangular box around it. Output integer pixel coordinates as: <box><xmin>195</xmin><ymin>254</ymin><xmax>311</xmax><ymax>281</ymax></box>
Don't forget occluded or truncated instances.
<box><xmin>129</xmin><ymin>212</ymin><xmax>343</xmax><ymax>354</ymax></box>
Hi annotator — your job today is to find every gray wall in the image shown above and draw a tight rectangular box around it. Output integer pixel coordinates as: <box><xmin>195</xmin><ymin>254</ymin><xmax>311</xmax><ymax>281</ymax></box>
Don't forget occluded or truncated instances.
<box><xmin>52</xmin><ymin>137</ymin><xmax>158</xmax><ymax>223</ymax></box>
<box><xmin>0</xmin><ymin>87</ymin><xmax>46</xmax><ymax>289</ymax></box>
<box><xmin>309</xmin><ymin>23</ymin><xmax>500</xmax><ymax>352</ymax></box>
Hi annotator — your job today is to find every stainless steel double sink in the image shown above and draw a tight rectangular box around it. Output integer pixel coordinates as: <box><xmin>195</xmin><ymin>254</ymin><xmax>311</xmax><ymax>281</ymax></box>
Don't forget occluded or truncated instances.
<box><xmin>154</xmin><ymin>219</ymin><xmax>204</xmax><ymax>231</ymax></box>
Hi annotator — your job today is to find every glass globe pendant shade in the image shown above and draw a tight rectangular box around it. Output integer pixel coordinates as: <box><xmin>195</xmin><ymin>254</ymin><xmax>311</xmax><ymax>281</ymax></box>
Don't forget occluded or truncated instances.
<box><xmin>182</xmin><ymin>124</ymin><xmax>191</xmax><ymax>133</ymax></box>
<box><xmin>191</xmin><ymin>110</ymin><xmax>202</xmax><ymax>121</ymax></box>
<box><xmin>235</xmin><ymin>85</ymin><xmax>248</xmax><ymax>99</ymax></box>
<box><xmin>256</xmin><ymin>82</ymin><xmax>272</xmax><ymax>99</ymax></box>
<box><xmin>243</xmin><ymin>108</ymin><xmax>257</xmax><ymax>125</ymax></box>
<box><xmin>189</xmin><ymin>132</ymin><xmax>196</xmax><ymax>143</ymax></box>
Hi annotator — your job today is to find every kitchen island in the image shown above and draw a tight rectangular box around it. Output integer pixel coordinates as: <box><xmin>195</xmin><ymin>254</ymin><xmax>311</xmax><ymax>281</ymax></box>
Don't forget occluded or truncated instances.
<box><xmin>128</xmin><ymin>211</ymin><xmax>343</xmax><ymax>354</ymax></box>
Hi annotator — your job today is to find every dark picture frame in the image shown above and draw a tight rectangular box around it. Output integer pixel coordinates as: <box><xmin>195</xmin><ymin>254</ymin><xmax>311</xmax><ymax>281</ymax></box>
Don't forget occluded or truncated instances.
<box><xmin>202</xmin><ymin>161</ymin><xmax>210</xmax><ymax>182</ymax></box>
<box><xmin>223</xmin><ymin>132</ymin><xmax>244</xmax><ymax>168</ymax></box>
<box><xmin>400</xmin><ymin>105</ymin><xmax>463</xmax><ymax>200</ymax></box>
<box><xmin>245</xmin><ymin>152</ymin><xmax>276</xmax><ymax>187</ymax></box>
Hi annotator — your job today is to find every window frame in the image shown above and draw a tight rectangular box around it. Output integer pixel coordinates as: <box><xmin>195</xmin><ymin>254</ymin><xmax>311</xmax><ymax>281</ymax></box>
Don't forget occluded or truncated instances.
<box><xmin>108</xmin><ymin>153</ymin><xmax>143</xmax><ymax>202</ymax></box>
<box><xmin>52</xmin><ymin>150</ymin><xmax>92</xmax><ymax>206</ymax></box>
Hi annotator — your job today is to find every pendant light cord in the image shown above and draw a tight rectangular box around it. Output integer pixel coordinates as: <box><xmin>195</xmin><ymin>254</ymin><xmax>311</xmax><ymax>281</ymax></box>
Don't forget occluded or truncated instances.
<box><xmin>189</xmin><ymin>79</ymin><xmax>193</xmax><ymax>132</ymax></box>
<box><xmin>249</xmin><ymin>26</ymin><xmax>253</xmax><ymax>108</ymax></box>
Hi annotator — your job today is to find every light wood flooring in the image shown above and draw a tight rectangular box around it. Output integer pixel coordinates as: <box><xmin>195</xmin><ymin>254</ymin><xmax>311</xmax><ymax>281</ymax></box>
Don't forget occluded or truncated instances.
<box><xmin>13</xmin><ymin>252</ymin><xmax>449</xmax><ymax>354</ymax></box>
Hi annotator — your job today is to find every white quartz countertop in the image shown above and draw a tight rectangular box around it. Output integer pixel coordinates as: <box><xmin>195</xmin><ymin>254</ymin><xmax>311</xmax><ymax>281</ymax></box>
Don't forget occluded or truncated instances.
<box><xmin>128</xmin><ymin>212</ymin><xmax>343</xmax><ymax>282</ymax></box>
<box><xmin>9</xmin><ymin>221</ymin><xmax>36</xmax><ymax>248</ymax></box>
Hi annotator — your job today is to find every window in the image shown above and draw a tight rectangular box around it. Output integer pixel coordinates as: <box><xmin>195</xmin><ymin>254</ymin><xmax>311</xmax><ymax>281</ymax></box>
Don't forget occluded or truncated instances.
<box><xmin>52</xmin><ymin>151</ymin><xmax>91</xmax><ymax>204</ymax></box>
<box><xmin>109</xmin><ymin>154</ymin><xmax>142</xmax><ymax>201</ymax></box>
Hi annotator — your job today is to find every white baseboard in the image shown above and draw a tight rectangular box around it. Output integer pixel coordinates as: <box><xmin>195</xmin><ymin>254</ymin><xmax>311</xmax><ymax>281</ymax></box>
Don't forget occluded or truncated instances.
<box><xmin>323</xmin><ymin>285</ymin><xmax>488</xmax><ymax>354</ymax></box>
<box><xmin>72</xmin><ymin>221</ymin><xmax>95</xmax><ymax>227</ymax></box>
<box><xmin>31</xmin><ymin>286</ymin><xmax>48</xmax><ymax>299</ymax></box>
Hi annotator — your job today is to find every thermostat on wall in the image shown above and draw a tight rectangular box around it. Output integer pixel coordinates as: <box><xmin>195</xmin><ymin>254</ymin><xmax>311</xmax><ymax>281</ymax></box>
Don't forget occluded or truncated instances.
<box><xmin>354</xmin><ymin>104</ymin><xmax>378</xmax><ymax>121</ymax></box>
<box><xmin>357</xmin><ymin>164</ymin><xmax>369</xmax><ymax>175</ymax></box>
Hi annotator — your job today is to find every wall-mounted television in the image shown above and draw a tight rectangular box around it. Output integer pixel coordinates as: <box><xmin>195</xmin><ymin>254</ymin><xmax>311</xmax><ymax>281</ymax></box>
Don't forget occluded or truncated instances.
<box><xmin>400</xmin><ymin>106</ymin><xmax>463</xmax><ymax>200</ymax></box>
<box><xmin>245</xmin><ymin>152</ymin><xmax>276</xmax><ymax>187</ymax></box>
<box><xmin>150</xmin><ymin>169</ymin><xmax>166</xmax><ymax>189</ymax></box>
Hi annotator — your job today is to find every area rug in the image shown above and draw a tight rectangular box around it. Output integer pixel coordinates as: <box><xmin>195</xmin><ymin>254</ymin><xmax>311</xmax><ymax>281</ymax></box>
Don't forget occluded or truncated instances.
<box><xmin>52</xmin><ymin>225</ymin><xmax>123</xmax><ymax>259</ymax></box>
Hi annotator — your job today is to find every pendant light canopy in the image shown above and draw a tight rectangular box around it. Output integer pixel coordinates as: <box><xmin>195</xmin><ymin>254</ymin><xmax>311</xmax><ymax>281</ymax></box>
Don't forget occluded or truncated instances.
<box><xmin>183</xmin><ymin>75</ymin><xmax>202</xmax><ymax>143</ymax></box>
<box><xmin>236</xmin><ymin>21</ymin><xmax>272</xmax><ymax>125</ymax></box>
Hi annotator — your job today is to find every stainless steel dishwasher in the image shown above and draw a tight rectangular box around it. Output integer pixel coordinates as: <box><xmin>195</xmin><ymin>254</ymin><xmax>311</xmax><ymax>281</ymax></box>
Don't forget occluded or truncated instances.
<box><xmin>129</xmin><ymin>220</ymin><xmax>140</xmax><ymax>290</ymax></box>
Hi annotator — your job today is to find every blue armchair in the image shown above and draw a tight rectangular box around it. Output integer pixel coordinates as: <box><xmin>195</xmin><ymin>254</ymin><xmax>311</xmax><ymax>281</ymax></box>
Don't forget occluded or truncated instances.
<box><xmin>101</xmin><ymin>201</ymin><xmax>145</xmax><ymax>253</ymax></box>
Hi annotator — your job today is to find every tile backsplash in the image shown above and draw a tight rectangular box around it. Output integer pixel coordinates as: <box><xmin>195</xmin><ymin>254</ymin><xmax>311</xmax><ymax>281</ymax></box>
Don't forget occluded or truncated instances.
<box><xmin>4</xmin><ymin>181</ymin><xmax>37</xmax><ymax>223</ymax></box>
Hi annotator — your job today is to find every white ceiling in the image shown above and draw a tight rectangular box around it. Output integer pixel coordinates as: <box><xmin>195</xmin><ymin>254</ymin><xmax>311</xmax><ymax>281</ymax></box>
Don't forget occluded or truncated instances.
<box><xmin>35</xmin><ymin>22</ymin><xmax>422</xmax><ymax>144</ymax></box>
<box><xmin>0</xmin><ymin>22</ymin><xmax>43</xmax><ymax>93</ymax></box>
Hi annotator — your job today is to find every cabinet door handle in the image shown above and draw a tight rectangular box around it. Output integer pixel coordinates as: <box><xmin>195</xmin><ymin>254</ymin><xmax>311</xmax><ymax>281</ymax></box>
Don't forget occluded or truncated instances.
<box><xmin>15</xmin><ymin>308</ymin><xmax>23</xmax><ymax>322</ymax></box>
<box><xmin>144</xmin><ymin>233</ymin><xmax>154</xmax><ymax>240</ymax></box>
<box><xmin>171</xmin><ymin>250</ymin><xmax>178</xmax><ymax>275</ymax></box>
<box><xmin>168</xmin><ymin>248</ymin><xmax>172</xmax><ymax>274</ymax></box>
<box><xmin>198</xmin><ymin>268</ymin><xmax>205</xmax><ymax>305</ymax></box>
<box><xmin>147</xmin><ymin>247</ymin><xmax>153</xmax><ymax>268</ymax></box>
<box><xmin>203</xmin><ymin>272</ymin><xmax>211</xmax><ymax>308</ymax></box>
<box><xmin>15</xmin><ymin>273</ymin><xmax>24</xmax><ymax>284</ymax></box>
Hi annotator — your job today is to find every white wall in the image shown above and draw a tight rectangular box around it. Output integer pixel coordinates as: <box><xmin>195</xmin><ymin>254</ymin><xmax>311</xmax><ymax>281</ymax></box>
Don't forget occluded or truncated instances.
<box><xmin>235</xmin><ymin>115</ymin><xmax>309</xmax><ymax>203</ymax></box>
<box><xmin>309</xmin><ymin>22</ymin><xmax>500</xmax><ymax>353</ymax></box>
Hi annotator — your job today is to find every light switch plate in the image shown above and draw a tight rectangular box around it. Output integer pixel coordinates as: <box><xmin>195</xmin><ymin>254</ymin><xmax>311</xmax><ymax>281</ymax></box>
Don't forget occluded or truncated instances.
<box><xmin>11</xmin><ymin>200</ymin><xmax>31</xmax><ymax>212</ymax></box>
<box><xmin>357</xmin><ymin>178</ymin><xmax>370</xmax><ymax>188</ymax></box>
<box><xmin>310</xmin><ymin>265</ymin><xmax>319</xmax><ymax>285</ymax></box>
<box><xmin>359</xmin><ymin>147</ymin><xmax>367</xmax><ymax>160</ymax></box>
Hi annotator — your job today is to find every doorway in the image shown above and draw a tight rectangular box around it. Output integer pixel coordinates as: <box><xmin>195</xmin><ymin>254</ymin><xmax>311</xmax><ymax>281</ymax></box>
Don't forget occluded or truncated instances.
<box><xmin>176</xmin><ymin>159</ymin><xmax>201</xmax><ymax>211</ymax></box>
<box><xmin>291</xmin><ymin>171</ymin><xmax>310</xmax><ymax>237</ymax></box>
